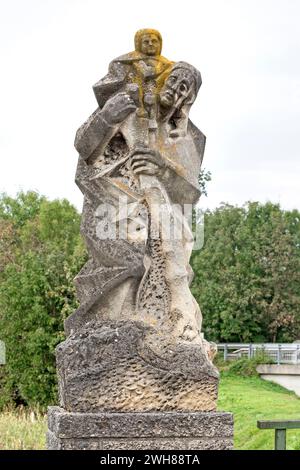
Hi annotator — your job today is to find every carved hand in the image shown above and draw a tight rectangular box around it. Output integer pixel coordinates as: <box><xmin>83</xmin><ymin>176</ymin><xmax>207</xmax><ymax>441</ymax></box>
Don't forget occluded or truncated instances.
<box><xmin>130</xmin><ymin>147</ymin><xmax>166</xmax><ymax>176</ymax></box>
<box><xmin>101</xmin><ymin>92</ymin><xmax>137</xmax><ymax>125</ymax></box>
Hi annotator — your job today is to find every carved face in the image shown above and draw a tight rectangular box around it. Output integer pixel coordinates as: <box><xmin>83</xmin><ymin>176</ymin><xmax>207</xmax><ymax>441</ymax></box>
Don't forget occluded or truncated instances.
<box><xmin>160</xmin><ymin>69</ymin><xmax>194</xmax><ymax>108</ymax></box>
<box><xmin>140</xmin><ymin>33</ymin><xmax>161</xmax><ymax>56</ymax></box>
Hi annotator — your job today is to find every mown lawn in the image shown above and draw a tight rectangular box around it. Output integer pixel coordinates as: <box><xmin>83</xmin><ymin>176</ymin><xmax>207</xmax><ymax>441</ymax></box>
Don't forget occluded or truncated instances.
<box><xmin>0</xmin><ymin>374</ymin><xmax>299</xmax><ymax>450</ymax></box>
<box><xmin>218</xmin><ymin>374</ymin><xmax>300</xmax><ymax>450</ymax></box>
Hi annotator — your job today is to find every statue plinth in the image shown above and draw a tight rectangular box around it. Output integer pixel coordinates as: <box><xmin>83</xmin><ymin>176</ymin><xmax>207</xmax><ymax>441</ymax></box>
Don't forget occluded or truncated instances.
<box><xmin>47</xmin><ymin>28</ymin><xmax>233</xmax><ymax>450</ymax></box>
<box><xmin>47</xmin><ymin>407</ymin><xmax>233</xmax><ymax>450</ymax></box>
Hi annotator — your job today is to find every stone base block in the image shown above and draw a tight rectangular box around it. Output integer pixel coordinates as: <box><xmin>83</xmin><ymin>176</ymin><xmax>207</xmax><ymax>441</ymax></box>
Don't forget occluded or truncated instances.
<box><xmin>47</xmin><ymin>406</ymin><xmax>233</xmax><ymax>450</ymax></box>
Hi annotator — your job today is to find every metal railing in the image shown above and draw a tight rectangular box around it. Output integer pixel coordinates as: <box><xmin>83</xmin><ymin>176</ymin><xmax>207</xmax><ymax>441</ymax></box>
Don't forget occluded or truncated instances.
<box><xmin>257</xmin><ymin>420</ymin><xmax>300</xmax><ymax>450</ymax></box>
<box><xmin>217</xmin><ymin>343</ymin><xmax>300</xmax><ymax>365</ymax></box>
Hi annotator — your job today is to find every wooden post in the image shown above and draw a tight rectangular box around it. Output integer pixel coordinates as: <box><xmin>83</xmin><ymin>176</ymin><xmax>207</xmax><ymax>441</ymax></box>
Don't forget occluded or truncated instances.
<box><xmin>275</xmin><ymin>429</ymin><xmax>286</xmax><ymax>450</ymax></box>
<box><xmin>257</xmin><ymin>420</ymin><xmax>300</xmax><ymax>450</ymax></box>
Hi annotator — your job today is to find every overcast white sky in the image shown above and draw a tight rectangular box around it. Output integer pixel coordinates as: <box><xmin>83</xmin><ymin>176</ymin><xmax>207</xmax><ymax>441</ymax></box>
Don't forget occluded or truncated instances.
<box><xmin>1</xmin><ymin>0</ymin><xmax>299</xmax><ymax>212</ymax></box>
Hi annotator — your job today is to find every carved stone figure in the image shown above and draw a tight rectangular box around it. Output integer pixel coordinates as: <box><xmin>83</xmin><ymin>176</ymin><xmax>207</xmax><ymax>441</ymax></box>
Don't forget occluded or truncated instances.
<box><xmin>93</xmin><ymin>28</ymin><xmax>173</xmax><ymax>117</ymax></box>
<box><xmin>47</xmin><ymin>29</ymin><xmax>233</xmax><ymax>450</ymax></box>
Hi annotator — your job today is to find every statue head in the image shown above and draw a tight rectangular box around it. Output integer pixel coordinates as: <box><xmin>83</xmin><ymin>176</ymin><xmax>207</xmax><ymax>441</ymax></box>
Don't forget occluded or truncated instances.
<box><xmin>159</xmin><ymin>62</ymin><xmax>202</xmax><ymax>109</ymax></box>
<box><xmin>134</xmin><ymin>29</ymin><xmax>162</xmax><ymax>56</ymax></box>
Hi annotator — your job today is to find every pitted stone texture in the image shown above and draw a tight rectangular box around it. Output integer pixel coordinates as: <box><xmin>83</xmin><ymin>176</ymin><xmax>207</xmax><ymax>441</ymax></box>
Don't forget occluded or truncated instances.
<box><xmin>57</xmin><ymin>320</ymin><xmax>219</xmax><ymax>413</ymax></box>
<box><xmin>47</xmin><ymin>436</ymin><xmax>233</xmax><ymax>450</ymax></box>
<box><xmin>48</xmin><ymin>406</ymin><xmax>233</xmax><ymax>438</ymax></box>
<box><xmin>48</xmin><ymin>31</ymin><xmax>223</xmax><ymax>447</ymax></box>
<box><xmin>47</xmin><ymin>407</ymin><xmax>233</xmax><ymax>450</ymax></box>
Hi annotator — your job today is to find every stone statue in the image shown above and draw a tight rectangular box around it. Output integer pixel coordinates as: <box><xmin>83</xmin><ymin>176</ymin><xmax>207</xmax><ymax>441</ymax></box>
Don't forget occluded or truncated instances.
<box><xmin>47</xmin><ymin>29</ymin><xmax>233</xmax><ymax>450</ymax></box>
<box><xmin>93</xmin><ymin>28</ymin><xmax>173</xmax><ymax>117</ymax></box>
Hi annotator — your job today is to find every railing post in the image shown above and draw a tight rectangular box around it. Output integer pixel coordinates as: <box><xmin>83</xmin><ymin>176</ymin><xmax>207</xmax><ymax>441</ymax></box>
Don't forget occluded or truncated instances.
<box><xmin>248</xmin><ymin>344</ymin><xmax>253</xmax><ymax>359</ymax></box>
<box><xmin>297</xmin><ymin>344</ymin><xmax>300</xmax><ymax>365</ymax></box>
<box><xmin>277</xmin><ymin>344</ymin><xmax>281</xmax><ymax>365</ymax></box>
<box><xmin>275</xmin><ymin>429</ymin><xmax>286</xmax><ymax>450</ymax></box>
<box><xmin>224</xmin><ymin>344</ymin><xmax>228</xmax><ymax>361</ymax></box>
<box><xmin>258</xmin><ymin>420</ymin><xmax>300</xmax><ymax>450</ymax></box>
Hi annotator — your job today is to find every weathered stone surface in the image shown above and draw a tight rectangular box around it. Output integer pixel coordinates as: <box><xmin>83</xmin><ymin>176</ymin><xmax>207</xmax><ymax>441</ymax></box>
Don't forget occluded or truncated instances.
<box><xmin>47</xmin><ymin>29</ymin><xmax>233</xmax><ymax>450</ymax></box>
<box><xmin>67</xmin><ymin>30</ymin><xmax>209</xmax><ymax>351</ymax></box>
<box><xmin>47</xmin><ymin>407</ymin><xmax>233</xmax><ymax>450</ymax></box>
<box><xmin>47</xmin><ymin>430</ymin><xmax>62</xmax><ymax>450</ymax></box>
<box><xmin>57</xmin><ymin>320</ymin><xmax>218</xmax><ymax>412</ymax></box>
<box><xmin>48</xmin><ymin>407</ymin><xmax>233</xmax><ymax>438</ymax></box>
<box><xmin>48</xmin><ymin>436</ymin><xmax>233</xmax><ymax>450</ymax></box>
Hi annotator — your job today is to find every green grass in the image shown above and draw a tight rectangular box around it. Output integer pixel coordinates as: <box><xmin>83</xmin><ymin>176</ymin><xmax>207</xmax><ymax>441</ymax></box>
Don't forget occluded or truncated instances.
<box><xmin>218</xmin><ymin>374</ymin><xmax>300</xmax><ymax>450</ymax></box>
<box><xmin>0</xmin><ymin>374</ymin><xmax>300</xmax><ymax>450</ymax></box>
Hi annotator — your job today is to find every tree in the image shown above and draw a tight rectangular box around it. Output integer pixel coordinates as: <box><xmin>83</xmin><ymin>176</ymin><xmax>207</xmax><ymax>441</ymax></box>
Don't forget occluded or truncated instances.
<box><xmin>191</xmin><ymin>202</ymin><xmax>300</xmax><ymax>343</ymax></box>
<box><xmin>0</xmin><ymin>192</ymin><xmax>87</xmax><ymax>409</ymax></box>
<box><xmin>198</xmin><ymin>168</ymin><xmax>211</xmax><ymax>197</ymax></box>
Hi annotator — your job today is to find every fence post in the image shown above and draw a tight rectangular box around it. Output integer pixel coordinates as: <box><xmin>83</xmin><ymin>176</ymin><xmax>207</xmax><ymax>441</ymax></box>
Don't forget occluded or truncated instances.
<box><xmin>297</xmin><ymin>344</ymin><xmax>300</xmax><ymax>365</ymax></box>
<box><xmin>277</xmin><ymin>344</ymin><xmax>281</xmax><ymax>365</ymax></box>
<box><xmin>248</xmin><ymin>344</ymin><xmax>253</xmax><ymax>359</ymax></box>
<box><xmin>258</xmin><ymin>420</ymin><xmax>300</xmax><ymax>450</ymax></box>
<box><xmin>275</xmin><ymin>429</ymin><xmax>286</xmax><ymax>450</ymax></box>
<box><xmin>261</xmin><ymin>344</ymin><xmax>265</xmax><ymax>359</ymax></box>
<box><xmin>224</xmin><ymin>344</ymin><xmax>228</xmax><ymax>361</ymax></box>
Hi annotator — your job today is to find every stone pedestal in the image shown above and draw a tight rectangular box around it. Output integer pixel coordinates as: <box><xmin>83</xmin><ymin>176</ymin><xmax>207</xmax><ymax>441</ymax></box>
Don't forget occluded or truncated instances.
<box><xmin>47</xmin><ymin>406</ymin><xmax>233</xmax><ymax>450</ymax></box>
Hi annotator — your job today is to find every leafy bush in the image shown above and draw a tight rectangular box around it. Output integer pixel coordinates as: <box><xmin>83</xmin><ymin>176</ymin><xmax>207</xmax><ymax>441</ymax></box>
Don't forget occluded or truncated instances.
<box><xmin>0</xmin><ymin>192</ymin><xmax>87</xmax><ymax>410</ymax></box>
<box><xmin>221</xmin><ymin>354</ymin><xmax>274</xmax><ymax>377</ymax></box>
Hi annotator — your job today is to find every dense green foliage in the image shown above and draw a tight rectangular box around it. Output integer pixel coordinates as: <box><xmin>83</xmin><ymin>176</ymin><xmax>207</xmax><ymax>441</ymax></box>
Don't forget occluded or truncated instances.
<box><xmin>0</xmin><ymin>192</ymin><xmax>86</xmax><ymax>409</ymax></box>
<box><xmin>191</xmin><ymin>202</ymin><xmax>300</xmax><ymax>343</ymax></box>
